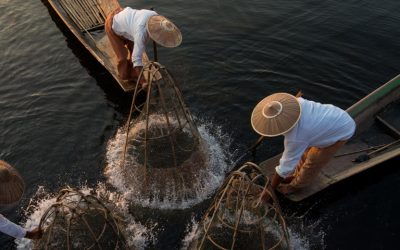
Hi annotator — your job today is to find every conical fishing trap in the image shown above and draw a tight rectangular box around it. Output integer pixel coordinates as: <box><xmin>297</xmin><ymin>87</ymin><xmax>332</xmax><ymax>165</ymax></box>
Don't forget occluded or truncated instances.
<box><xmin>193</xmin><ymin>162</ymin><xmax>290</xmax><ymax>250</ymax></box>
<box><xmin>120</xmin><ymin>62</ymin><xmax>208</xmax><ymax>201</ymax></box>
<box><xmin>34</xmin><ymin>188</ymin><xmax>128</xmax><ymax>249</ymax></box>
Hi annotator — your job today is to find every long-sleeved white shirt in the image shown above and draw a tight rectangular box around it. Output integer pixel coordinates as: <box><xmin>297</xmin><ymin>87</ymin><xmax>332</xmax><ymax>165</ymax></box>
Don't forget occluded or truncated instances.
<box><xmin>275</xmin><ymin>97</ymin><xmax>356</xmax><ymax>178</ymax></box>
<box><xmin>0</xmin><ymin>214</ymin><xmax>26</xmax><ymax>239</ymax></box>
<box><xmin>112</xmin><ymin>7</ymin><xmax>157</xmax><ymax>67</ymax></box>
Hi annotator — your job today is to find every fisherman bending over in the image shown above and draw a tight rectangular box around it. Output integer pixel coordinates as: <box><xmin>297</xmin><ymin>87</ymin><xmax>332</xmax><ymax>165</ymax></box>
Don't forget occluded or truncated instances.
<box><xmin>105</xmin><ymin>7</ymin><xmax>182</xmax><ymax>88</ymax></box>
<box><xmin>251</xmin><ymin>93</ymin><xmax>356</xmax><ymax>200</ymax></box>
<box><xmin>0</xmin><ymin>160</ymin><xmax>42</xmax><ymax>240</ymax></box>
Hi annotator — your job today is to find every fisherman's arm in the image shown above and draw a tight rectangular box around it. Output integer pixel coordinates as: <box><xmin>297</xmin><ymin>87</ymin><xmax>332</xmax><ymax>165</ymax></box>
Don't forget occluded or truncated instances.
<box><xmin>0</xmin><ymin>214</ymin><xmax>26</xmax><ymax>239</ymax></box>
<box><xmin>0</xmin><ymin>214</ymin><xmax>42</xmax><ymax>239</ymax></box>
<box><xmin>132</xmin><ymin>30</ymin><xmax>147</xmax><ymax>71</ymax></box>
<box><xmin>260</xmin><ymin>140</ymin><xmax>308</xmax><ymax>202</ymax></box>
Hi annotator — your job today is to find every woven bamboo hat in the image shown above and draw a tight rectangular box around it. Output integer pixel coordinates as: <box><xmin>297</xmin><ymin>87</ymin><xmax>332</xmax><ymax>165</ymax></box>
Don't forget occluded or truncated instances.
<box><xmin>146</xmin><ymin>15</ymin><xmax>182</xmax><ymax>48</ymax></box>
<box><xmin>0</xmin><ymin>160</ymin><xmax>25</xmax><ymax>205</ymax></box>
<box><xmin>251</xmin><ymin>93</ymin><xmax>301</xmax><ymax>137</ymax></box>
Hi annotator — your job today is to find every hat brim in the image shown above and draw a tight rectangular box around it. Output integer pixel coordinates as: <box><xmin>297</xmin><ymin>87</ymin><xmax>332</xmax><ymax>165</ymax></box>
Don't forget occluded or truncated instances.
<box><xmin>146</xmin><ymin>15</ymin><xmax>182</xmax><ymax>48</ymax></box>
<box><xmin>0</xmin><ymin>160</ymin><xmax>25</xmax><ymax>205</ymax></box>
<box><xmin>251</xmin><ymin>93</ymin><xmax>301</xmax><ymax>137</ymax></box>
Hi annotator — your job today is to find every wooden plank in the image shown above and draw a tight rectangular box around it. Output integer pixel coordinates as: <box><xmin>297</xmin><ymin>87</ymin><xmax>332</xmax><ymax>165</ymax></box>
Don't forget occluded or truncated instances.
<box><xmin>259</xmin><ymin>148</ymin><xmax>400</xmax><ymax>202</ymax></box>
<box><xmin>347</xmin><ymin>74</ymin><xmax>400</xmax><ymax>118</ymax></box>
<box><xmin>72</xmin><ymin>0</ymin><xmax>97</xmax><ymax>28</ymax></box>
<box><xmin>68</xmin><ymin>0</ymin><xmax>92</xmax><ymax>29</ymax></box>
<box><xmin>59</xmin><ymin>0</ymin><xmax>85</xmax><ymax>30</ymax></box>
<box><xmin>376</xmin><ymin>115</ymin><xmax>400</xmax><ymax>139</ymax></box>
<box><xmin>81</xmin><ymin>0</ymin><xmax>104</xmax><ymax>25</ymax></box>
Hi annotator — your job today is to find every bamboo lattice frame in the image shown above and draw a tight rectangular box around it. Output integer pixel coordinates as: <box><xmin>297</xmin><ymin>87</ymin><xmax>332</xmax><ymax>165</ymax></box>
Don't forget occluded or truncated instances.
<box><xmin>59</xmin><ymin>0</ymin><xmax>107</xmax><ymax>32</ymax></box>
<box><xmin>35</xmin><ymin>188</ymin><xmax>128</xmax><ymax>250</ymax></box>
<box><xmin>196</xmin><ymin>162</ymin><xmax>290</xmax><ymax>250</ymax></box>
<box><xmin>122</xmin><ymin>61</ymin><xmax>202</xmax><ymax>169</ymax></box>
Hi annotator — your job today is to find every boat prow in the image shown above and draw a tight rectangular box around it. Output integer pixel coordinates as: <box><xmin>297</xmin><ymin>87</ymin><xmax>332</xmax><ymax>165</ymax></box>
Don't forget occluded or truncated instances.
<box><xmin>260</xmin><ymin>74</ymin><xmax>400</xmax><ymax>201</ymax></box>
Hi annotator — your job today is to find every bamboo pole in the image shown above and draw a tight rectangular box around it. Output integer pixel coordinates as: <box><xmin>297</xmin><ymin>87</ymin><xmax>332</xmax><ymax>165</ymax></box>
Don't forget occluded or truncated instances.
<box><xmin>80</xmin><ymin>0</ymin><xmax>100</xmax><ymax>24</ymax></box>
<box><xmin>71</xmin><ymin>0</ymin><xmax>95</xmax><ymax>28</ymax></box>
<box><xmin>60</xmin><ymin>0</ymin><xmax>85</xmax><ymax>30</ymax></box>
<box><xmin>61</xmin><ymin>0</ymin><xmax>98</xmax><ymax>42</ymax></box>
<box><xmin>94</xmin><ymin>0</ymin><xmax>107</xmax><ymax>20</ymax></box>
<box><xmin>62</xmin><ymin>0</ymin><xmax>87</xmax><ymax>30</ymax></box>
<box><xmin>81</xmin><ymin>0</ymin><xmax>104</xmax><ymax>24</ymax></box>
<box><xmin>73</xmin><ymin>0</ymin><xmax>97</xmax><ymax>26</ymax></box>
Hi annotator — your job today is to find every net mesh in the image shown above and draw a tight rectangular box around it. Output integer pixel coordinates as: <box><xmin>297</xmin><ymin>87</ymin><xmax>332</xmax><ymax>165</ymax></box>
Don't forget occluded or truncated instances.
<box><xmin>194</xmin><ymin>162</ymin><xmax>290</xmax><ymax>250</ymax></box>
<box><xmin>120</xmin><ymin>62</ymin><xmax>208</xmax><ymax>200</ymax></box>
<box><xmin>34</xmin><ymin>188</ymin><xmax>128</xmax><ymax>250</ymax></box>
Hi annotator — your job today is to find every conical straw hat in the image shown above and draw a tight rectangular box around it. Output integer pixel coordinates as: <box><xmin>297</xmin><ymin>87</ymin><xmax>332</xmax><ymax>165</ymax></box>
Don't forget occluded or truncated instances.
<box><xmin>146</xmin><ymin>15</ymin><xmax>182</xmax><ymax>48</ymax></box>
<box><xmin>0</xmin><ymin>160</ymin><xmax>25</xmax><ymax>205</ymax></box>
<box><xmin>251</xmin><ymin>93</ymin><xmax>301</xmax><ymax>137</ymax></box>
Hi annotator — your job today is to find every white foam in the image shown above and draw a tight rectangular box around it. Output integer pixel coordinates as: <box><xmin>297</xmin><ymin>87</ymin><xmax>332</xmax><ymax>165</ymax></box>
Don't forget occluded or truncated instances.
<box><xmin>180</xmin><ymin>216</ymin><xmax>200</xmax><ymax>250</ymax></box>
<box><xmin>287</xmin><ymin>228</ymin><xmax>311</xmax><ymax>250</ymax></box>
<box><xmin>180</xmin><ymin>217</ymin><xmax>312</xmax><ymax>250</ymax></box>
<box><xmin>105</xmin><ymin>118</ymin><xmax>233</xmax><ymax>209</ymax></box>
<box><xmin>16</xmin><ymin>186</ymin><xmax>56</xmax><ymax>250</ymax></box>
<box><xmin>15</xmin><ymin>184</ymin><xmax>157</xmax><ymax>250</ymax></box>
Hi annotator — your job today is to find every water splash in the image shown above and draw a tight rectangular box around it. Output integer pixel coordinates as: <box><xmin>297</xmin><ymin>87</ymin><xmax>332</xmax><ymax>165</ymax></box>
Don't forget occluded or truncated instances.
<box><xmin>15</xmin><ymin>184</ymin><xmax>156</xmax><ymax>250</ymax></box>
<box><xmin>180</xmin><ymin>217</ymin><xmax>313</xmax><ymax>250</ymax></box>
<box><xmin>105</xmin><ymin>118</ymin><xmax>233</xmax><ymax>209</ymax></box>
<box><xmin>180</xmin><ymin>216</ymin><xmax>200</xmax><ymax>250</ymax></box>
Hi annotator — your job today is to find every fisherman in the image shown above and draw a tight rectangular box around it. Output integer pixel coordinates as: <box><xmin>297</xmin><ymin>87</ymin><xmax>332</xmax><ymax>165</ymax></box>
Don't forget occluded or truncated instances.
<box><xmin>105</xmin><ymin>7</ymin><xmax>182</xmax><ymax>88</ymax></box>
<box><xmin>251</xmin><ymin>93</ymin><xmax>356</xmax><ymax>201</ymax></box>
<box><xmin>0</xmin><ymin>160</ymin><xmax>42</xmax><ymax>240</ymax></box>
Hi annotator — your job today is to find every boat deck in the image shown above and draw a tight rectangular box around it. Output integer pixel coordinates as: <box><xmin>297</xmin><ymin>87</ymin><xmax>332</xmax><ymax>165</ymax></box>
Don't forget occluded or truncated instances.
<box><xmin>49</xmin><ymin>0</ymin><xmax>157</xmax><ymax>92</ymax></box>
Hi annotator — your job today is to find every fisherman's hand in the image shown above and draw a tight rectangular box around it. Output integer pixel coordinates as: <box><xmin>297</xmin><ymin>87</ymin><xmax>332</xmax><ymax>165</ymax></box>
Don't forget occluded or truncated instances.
<box><xmin>133</xmin><ymin>66</ymin><xmax>148</xmax><ymax>90</ymax></box>
<box><xmin>25</xmin><ymin>227</ymin><xmax>43</xmax><ymax>239</ymax></box>
<box><xmin>253</xmin><ymin>172</ymin><xmax>283</xmax><ymax>208</ymax></box>
<box><xmin>133</xmin><ymin>66</ymin><xmax>143</xmax><ymax>78</ymax></box>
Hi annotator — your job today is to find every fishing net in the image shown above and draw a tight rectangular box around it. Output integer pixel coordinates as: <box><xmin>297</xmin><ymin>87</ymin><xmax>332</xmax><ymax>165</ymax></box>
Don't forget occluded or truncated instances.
<box><xmin>120</xmin><ymin>62</ymin><xmax>208</xmax><ymax>201</ymax></box>
<box><xmin>34</xmin><ymin>188</ymin><xmax>128</xmax><ymax>250</ymax></box>
<box><xmin>194</xmin><ymin>162</ymin><xmax>290</xmax><ymax>250</ymax></box>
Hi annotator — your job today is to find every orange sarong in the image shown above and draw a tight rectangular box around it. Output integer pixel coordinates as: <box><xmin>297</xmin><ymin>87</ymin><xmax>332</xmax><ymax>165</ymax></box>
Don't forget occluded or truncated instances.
<box><xmin>287</xmin><ymin>140</ymin><xmax>347</xmax><ymax>189</ymax></box>
<box><xmin>104</xmin><ymin>8</ymin><xmax>135</xmax><ymax>81</ymax></box>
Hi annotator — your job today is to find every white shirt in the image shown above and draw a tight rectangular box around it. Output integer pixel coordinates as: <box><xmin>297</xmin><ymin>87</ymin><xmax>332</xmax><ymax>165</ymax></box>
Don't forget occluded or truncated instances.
<box><xmin>112</xmin><ymin>7</ymin><xmax>157</xmax><ymax>67</ymax></box>
<box><xmin>275</xmin><ymin>98</ymin><xmax>356</xmax><ymax>178</ymax></box>
<box><xmin>0</xmin><ymin>214</ymin><xmax>26</xmax><ymax>239</ymax></box>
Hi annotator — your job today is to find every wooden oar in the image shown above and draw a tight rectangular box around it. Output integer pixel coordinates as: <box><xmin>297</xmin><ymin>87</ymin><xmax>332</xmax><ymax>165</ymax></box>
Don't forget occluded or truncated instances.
<box><xmin>334</xmin><ymin>144</ymin><xmax>386</xmax><ymax>157</ymax></box>
<box><xmin>353</xmin><ymin>139</ymin><xmax>400</xmax><ymax>163</ymax></box>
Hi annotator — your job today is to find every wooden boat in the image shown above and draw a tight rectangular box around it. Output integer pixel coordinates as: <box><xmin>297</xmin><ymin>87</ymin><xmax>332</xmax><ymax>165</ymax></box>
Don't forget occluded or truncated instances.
<box><xmin>47</xmin><ymin>0</ymin><xmax>153</xmax><ymax>92</ymax></box>
<box><xmin>260</xmin><ymin>74</ymin><xmax>400</xmax><ymax>201</ymax></box>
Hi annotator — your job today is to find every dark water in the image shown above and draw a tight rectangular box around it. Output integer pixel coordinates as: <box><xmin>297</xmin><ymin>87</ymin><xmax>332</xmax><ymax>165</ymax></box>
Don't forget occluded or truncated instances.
<box><xmin>1</xmin><ymin>0</ymin><xmax>400</xmax><ymax>249</ymax></box>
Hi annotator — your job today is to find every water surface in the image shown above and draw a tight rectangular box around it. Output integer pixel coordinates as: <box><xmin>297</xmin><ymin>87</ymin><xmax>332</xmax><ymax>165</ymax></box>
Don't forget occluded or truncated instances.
<box><xmin>0</xmin><ymin>0</ymin><xmax>399</xmax><ymax>249</ymax></box>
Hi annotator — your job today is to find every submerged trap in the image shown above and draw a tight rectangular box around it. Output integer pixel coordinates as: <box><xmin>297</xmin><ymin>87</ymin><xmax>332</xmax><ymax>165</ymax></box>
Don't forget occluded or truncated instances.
<box><xmin>193</xmin><ymin>162</ymin><xmax>290</xmax><ymax>250</ymax></box>
<box><xmin>34</xmin><ymin>188</ymin><xmax>128</xmax><ymax>250</ymax></box>
<box><xmin>119</xmin><ymin>62</ymin><xmax>208</xmax><ymax>201</ymax></box>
